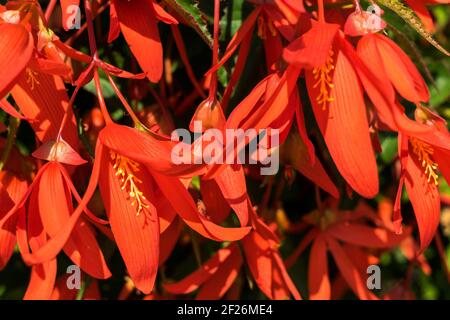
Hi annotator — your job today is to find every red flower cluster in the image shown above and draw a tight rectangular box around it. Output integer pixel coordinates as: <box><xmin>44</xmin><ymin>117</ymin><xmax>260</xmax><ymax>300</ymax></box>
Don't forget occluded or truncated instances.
<box><xmin>0</xmin><ymin>0</ymin><xmax>449</xmax><ymax>300</ymax></box>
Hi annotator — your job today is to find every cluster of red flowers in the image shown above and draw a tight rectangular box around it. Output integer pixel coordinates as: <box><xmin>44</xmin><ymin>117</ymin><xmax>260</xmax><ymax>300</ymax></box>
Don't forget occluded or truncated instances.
<box><xmin>0</xmin><ymin>0</ymin><xmax>449</xmax><ymax>300</ymax></box>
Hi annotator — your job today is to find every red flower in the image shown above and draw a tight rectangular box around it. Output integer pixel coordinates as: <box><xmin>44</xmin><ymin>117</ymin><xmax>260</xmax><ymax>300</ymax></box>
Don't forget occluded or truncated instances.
<box><xmin>394</xmin><ymin>106</ymin><xmax>450</xmax><ymax>251</ymax></box>
<box><xmin>73</xmin><ymin>121</ymin><xmax>252</xmax><ymax>294</ymax></box>
<box><xmin>284</xmin><ymin>22</ymin><xmax>379</xmax><ymax>198</ymax></box>
<box><xmin>288</xmin><ymin>200</ymin><xmax>407</xmax><ymax>300</ymax></box>
<box><xmin>357</xmin><ymin>33</ymin><xmax>429</xmax><ymax>103</ymax></box>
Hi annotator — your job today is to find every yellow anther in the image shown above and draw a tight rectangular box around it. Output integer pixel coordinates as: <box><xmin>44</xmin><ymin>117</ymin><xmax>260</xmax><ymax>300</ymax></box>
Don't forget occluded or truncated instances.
<box><xmin>257</xmin><ymin>16</ymin><xmax>277</xmax><ymax>40</ymax></box>
<box><xmin>110</xmin><ymin>151</ymin><xmax>150</xmax><ymax>216</ymax></box>
<box><xmin>257</xmin><ymin>16</ymin><xmax>266</xmax><ymax>39</ymax></box>
<box><xmin>409</xmin><ymin>137</ymin><xmax>439</xmax><ymax>185</ymax></box>
<box><xmin>312</xmin><ymin>49</ymin><xmax>335</xmax><ymax>110</ymax></box>
<box><xmin>267</xmin><ymin>17</ymin><xmax>277</xmax><ymax>37</ymax></box>
<box><xmin>26</xmin><ymin>68</ymin><xmax>40</xmax><ymax>90</ymax></box>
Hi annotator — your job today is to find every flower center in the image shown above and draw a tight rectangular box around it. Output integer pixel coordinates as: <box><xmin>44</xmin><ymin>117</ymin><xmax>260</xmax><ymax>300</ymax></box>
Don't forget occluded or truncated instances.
<box><xmin>110</xmin><ymin>151</ymin><xmax>149</xmax><ymax>215</ymax></box>
<box><xmin>26</xmin><ymin>68</ymin><xmax>40</xmax><ymax>90</ymax></box>
<box><xmin>312</xmin><ymin>49</ymin><xmax>335</xmax><ymax>110</ymax></box>
<box><xmin>409</xmin><ymin>137</ymin><xmax>439</xmax><ymax>185</ymax></box>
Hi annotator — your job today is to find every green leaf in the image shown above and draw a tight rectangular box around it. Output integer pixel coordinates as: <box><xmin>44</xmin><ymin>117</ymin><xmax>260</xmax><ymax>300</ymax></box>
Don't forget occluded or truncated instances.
<box><xmin>162</xmin><ymin>0</ymin><xmax>213</xmax><ymax>49</ymax></box>
<box><xmin>380</xmin><ymin>136</ymin><xmax>398</xmax><ymax>164</ymax></box>
<box><xmin>191</xmin><ymin>175</ymin><xmax>200</xmax><ymax>190</ymax></box>
<box><xmin>83</xmin><ymin>76</ymin><xmax>116</xmax><ymax>99</ymax></box>
<box><xmin>432</xmin><ymin>5</ymin><xmax>450</xmax><ymax>29</ymax></box>
<box><xmin>430</xmin><ymin>73</ymin><xmax>450</xmax><ymax>108</ymax></box>
<box><xmin>376</xmin><ymin>0</ymin><xmax>450</xmax><ymax>56</ymax></box>
<box><xmin>220</xmin><ymin>0</ymin><xmax>245</xmax><ymax>40</ymax></box>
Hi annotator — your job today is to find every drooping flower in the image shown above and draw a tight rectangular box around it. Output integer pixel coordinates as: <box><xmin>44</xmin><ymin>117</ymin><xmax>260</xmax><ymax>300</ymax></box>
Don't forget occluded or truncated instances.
<box><xmin>70</xmin><ymin>120</ymin><xmax>252</xmax><ymax>294</ymax></box>
<box><xmin>284</xmin><ymin>20</ymin><xmax>379</xmax><ymax>198</ymax></box>
<box><xmin>394</xmin><ymin>106</ymin><xmax>450</xmax><ymax>251</ymax></box>
<box><xmin>357</xmin><ymin>33</ymin><xmax>429</xmax><ymax>103</ymax></box>
<box><xmin>287</xmin><ymin>200</ymin><xmax>407</xmax><ymax>300</ymax></box>
<box><xmin>0</xmin><ymin>138</ymin><xmax>111</xmax><ymax>299</ymax></box>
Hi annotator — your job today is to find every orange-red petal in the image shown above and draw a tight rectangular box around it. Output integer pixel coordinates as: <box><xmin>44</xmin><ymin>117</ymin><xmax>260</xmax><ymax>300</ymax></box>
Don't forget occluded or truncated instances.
<box><xmin>114</xmin><ymin>0</ymin><xmax>163</xmax><ymax>82</ymax></box>
<box><xmin>0</xmin><ymin>23</ymin><xmax>33</xmax><ymax>98</ymax></box>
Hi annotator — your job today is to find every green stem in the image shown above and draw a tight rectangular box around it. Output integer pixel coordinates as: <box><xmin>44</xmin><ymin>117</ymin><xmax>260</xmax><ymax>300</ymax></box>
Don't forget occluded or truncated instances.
<box><xmin>75</xmin><ymin>275</ymin><xmax>92</xmax><ymax>300</ymax></box>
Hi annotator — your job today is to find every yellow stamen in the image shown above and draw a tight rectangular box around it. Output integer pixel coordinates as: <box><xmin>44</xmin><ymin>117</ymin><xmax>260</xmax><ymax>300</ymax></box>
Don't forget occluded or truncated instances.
<box><xmin>257</xmin><ymin>16</ymin><xmax>266</xmax><ymax>39</ymax></box>
<box><xmin>257</xmin><ymin>16</ymin><xmax>277</xmax><ymax>40</ymax></box>
<box><xmin>267</xmin><ymin>17</ymin><xmax>277</xmax><ymax>37</ymax></box>
<box><xmin>312</xmin><ymin>49</ymin><xmax>335</xmax><ymax>110</ymax></box>
<box><xmin>26</xmin><ymin>68</ymin><xmax>40</xmax><ymax>90</ymax></box>
<box><xmin>409</xmin><ymin>137</ymin><xmax>439</xmax><ymax>185</ymax></box>
<box><xmin>110</xmin><ymin>151</ymin><xmax>149</xmax><ymax>216</ymax></box>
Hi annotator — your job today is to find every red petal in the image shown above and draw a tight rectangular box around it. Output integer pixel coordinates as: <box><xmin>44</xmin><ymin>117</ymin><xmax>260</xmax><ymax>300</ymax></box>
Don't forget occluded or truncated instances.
<box><xmin>272</xmin><ymin>252</ymin><xmax>302</xmax><ymax>300</ymax></box>
<box><xmin>11</xmin><ymin>72</ymin><xmax>79</xmax><ymax>148</ymax></box>
<box><xmin>326</xmin><ymin>237</ymin><xmax>378</xmax><ymax>300</ymax></box>
<box><xmin>98</xmin><ymin>148</ymin><xmax>159</xmax><ymax>294</ymax></box>
<box><xmin>151</xmin><ymin>2</ymin><xmax>178</xmax><ymax>24</ymax></box>
<box><xmin>405</xmin><ymin>151</ymin><xmax>440</xmax><ymax>252</ymax></box>
<box><xmin>159</xmin><ymin>217</ymin><xmax>181</xmax><ymax>266</ymax></box>
<box><xmin>227</xmin><ymin>73</ymin><xmax>270</xmax><ymax>129</ymax></box>
<box><xmin>23</xmin><ymin>260</ymin><xmax>57</xmax><ymax>300</ymax></box>
<box><xmin>0</xmin><ymin>98</ymin><xmax>27</xmax><ymax>119</ymax></box>
<box><xmin>28</xmin><ymin>56</ymin><xmax>72</xmax><ymax>77</ymax></box>
<box><xmin>212</xmin><ymin>164</ymin><xmax>250</xmax><ymax>226</ymax></box>
<box><xmin>14</xmin><ymin>143</ymin><xmax>104</xmax><ymax>265</ymax></box>
<box><xmin>164</xmin><ymin>245</ymin><xmax>235</xmax><ymax>294</ymax></box>
<box><xmin>306</xmin><ymin>43</ymin><xmax>378</xmax><ymax>198</ymax></box>
<box><xmin>197</xmin><ymin>246</ymin><xmax>242</xmax><ymax>299</ymax></box>
<box><xmin>150</xmin><ymin>171</ymin><xmax>251</xmax><ymax>241</ymax></box>
<box><xmin>39</xmin><ymin>162</ymin><xmax>110</xmax><ymax>279</ymax></box>
<box><xmin>22</xmin><ymin>188</ymin><xmax>57</xmax><ymax>300</ymax></box>
<box><xmin>0</xmin><ymin>171</ymin><xmax>27</xmax><ymax>270</ymax></box>
<box><xmin>308</xmin><ymin>235</ymin><xmax>331</xmax><ymax>300</ymax></box>
<box><xmin>108</xmin><ymin>1</ymin><xmax>120</xmax><ymax>43</ymax></box>
<box><xmin>282</xmin><ymin>130</ymin><xmax>339</xmax><ymax>198</ymax></box>
<box><xmin>283</xmin><ymin>22</ymin><xmax>340</xmax><ymax>69</ymax></box>
<box><xmin>349</xmin><ymin>34</ymin><xmax>432</xmax><ymax>135</ymax></box>
<box><xmin>264</xmin><ymin>3</ymin><xmax>298</xmax><ymax>40</ymax></box>
<box><xmin>365</xmin><ymin>34</ymin><xmax>429</xmax><ymax>102</ymax></box>
<box><xmin>327</xmin><ymin>223</ymin><xmax>407</xmax><ymax>248</ymax></box>
<box><xmin>242</xmin><ymin>230</ymin><xmax>274</xmax><ymax>299</ymax></box>
<box><xmin>99</xmin><ymin>123</ymin><xmax>206</xmax><ymax>177</ymax></box>
<box><xmin>115</xmin><ymin>0</ymin><xmax>163</xmax><ymax>82</ymax></box>
<box><xmin>200</xmin><ymin>178</ymin><xmax>231</xmax><ymax>224</ymax></box>
<box><xmin>0</xmin><ymin>23</ymin><xmax>33</xmax><ymax>98</ymax></box>
<box><xmin>227</xmin><ymin>67</ymin><xmax>300</xmax><ymax>135</ymax></box>
<box><xmin>53</xmin><ymin>39</ymin><xmax>92</xmax><ymax>63</ymax></box>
